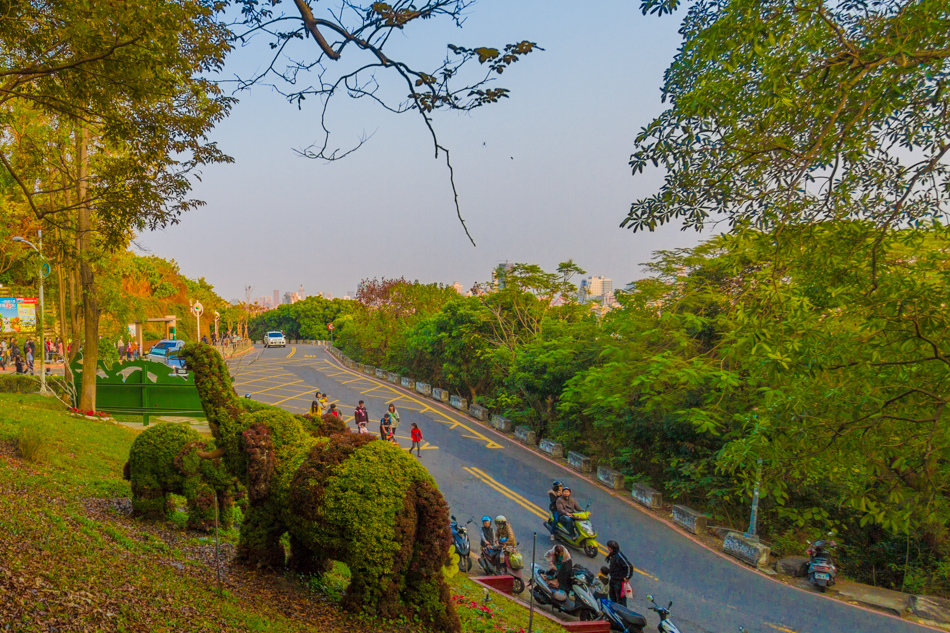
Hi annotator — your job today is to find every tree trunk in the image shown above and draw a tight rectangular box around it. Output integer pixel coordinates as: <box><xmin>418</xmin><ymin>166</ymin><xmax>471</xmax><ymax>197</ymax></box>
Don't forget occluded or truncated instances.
<box><xmin>77</xmin><ymin>127</ymin><xmax>98</xmax><ymax>412</ymax></box>
<box><xmin>54</xmin><ymin>226</ymin><xmax>71</xmax><ymax>387</ymax></box>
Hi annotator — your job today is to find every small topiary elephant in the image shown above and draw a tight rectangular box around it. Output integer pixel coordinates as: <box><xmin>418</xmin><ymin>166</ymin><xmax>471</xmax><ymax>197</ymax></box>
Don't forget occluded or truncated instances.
<box><xmin>124</xmin><ymin>422</ymin><xmax>240</xmax><ymax>531</ymax></box>
<box><xmin>178</xmin><ymin>343</ymin><xmax>461</xmax><ymax>632</ymax></box>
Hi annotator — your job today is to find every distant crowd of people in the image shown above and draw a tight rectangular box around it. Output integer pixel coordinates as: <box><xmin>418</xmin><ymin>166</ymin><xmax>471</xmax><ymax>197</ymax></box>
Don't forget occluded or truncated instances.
<box><xmin>310</xmin><ymin>392</ymin><xmax>424</xmax><ymax>457</ymax></box>
<box><xmin>0</xmin><ymin>336</ymin><xmax>66</xmax><ymax>374</ymax></box>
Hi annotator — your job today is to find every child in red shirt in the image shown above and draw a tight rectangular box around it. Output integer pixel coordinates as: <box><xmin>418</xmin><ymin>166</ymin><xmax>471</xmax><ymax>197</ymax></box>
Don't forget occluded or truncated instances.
<box><xmin>409</xmin><ymin>423</ymin><xmax>423</xmax><ymax>458</ymax></box>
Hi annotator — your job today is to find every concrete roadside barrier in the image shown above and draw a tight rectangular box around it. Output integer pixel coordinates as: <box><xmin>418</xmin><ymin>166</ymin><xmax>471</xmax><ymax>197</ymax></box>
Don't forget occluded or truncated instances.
<box><xmin>449</xmin><ymin>394</ymin><xmax>468</xmax><ymax>411</ymax></box>
<box><xmin>723</xmin><ymin>533</ymin><xmax>770</xmax><ymax>568</ymax></box>
<box><xmin>387</xmin><ymin>372</ymin><xmax>400</xmax><ymax>384</ymax></box>
<box><xmin>375</xmin><ymin>368</ymin><xmax>385</xmax><ymax>379</ymax></box>
<box><xmin>401</xmin><ymin>377</ymin><xmax>415</xmax><ymax>390</ymax></box>
<box><xmin>539</xmin><ymin>439</ymin><xmax>564</xmax><ymax>458</ymax></box>
<box><xmin>672</xmin><ymin>505</ymin><xmax>707</xmax><ymax>535</ymax></box>
<box><xmin>432</xmin><ymin>387</ymin><xmax>450</xmax><ymax>403</ymax></box>
<box><xmin>596</xmin><ymin>466</ymin><xmax>625</xmax><ymax>490</ymax></box>
<box><xmin>469</xmin><ymin>403</ymin><xmax>488</xmax><ymax>421</ymax></box>
<box><xmin>631</xmin><ymin>483</ymin><xmax>663</xmax><ymax>509</ymax></box>
<box><xmin>490</xmin><ymin>414</ymin><xmax>512</xmax><ymax>432</ymax></box>
<box><xmin>514</xmin><ymin>426</ymin><xmax>536</xmax><ymax>446</ymax></box>
<box><xmin>364</xmin><ymin>365</ymin><xmax>375</xmax><ymax>376</ymax></box>
<box><xmin>567</xmin><ymin>451</ymin><xmax>592</xmax><ymax>473</ymax></box>
<box><xmin>416</xmin><ymin>382</ymin><xmax>432</xmax><ymax>397</ymax></box>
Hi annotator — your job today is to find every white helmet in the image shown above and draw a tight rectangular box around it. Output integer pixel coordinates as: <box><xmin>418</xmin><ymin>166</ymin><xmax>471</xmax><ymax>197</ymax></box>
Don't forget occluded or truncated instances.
<box><xmin>495</xmin><ymin>515</ymin><xmax>507</xmax><ymax>524</ymax></box>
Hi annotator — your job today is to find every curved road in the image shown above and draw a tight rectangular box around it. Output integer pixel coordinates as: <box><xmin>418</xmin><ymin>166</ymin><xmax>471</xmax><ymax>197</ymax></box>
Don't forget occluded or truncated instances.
<box><xmin>227</xmin><ymin>344</ymin><xmax>931</xmax><ymax>633</ymax></box>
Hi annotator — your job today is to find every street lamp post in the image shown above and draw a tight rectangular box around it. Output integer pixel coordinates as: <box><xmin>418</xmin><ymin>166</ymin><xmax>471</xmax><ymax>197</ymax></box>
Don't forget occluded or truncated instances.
<box><xmin>190</xmin><ymin>300</ymin><xmax>204</xmax><ymax>343</ymax></box>
<box><xmin>12</xmin><ymin>232</ymin><xmax>46</xmax><ymax>394</ymax></box>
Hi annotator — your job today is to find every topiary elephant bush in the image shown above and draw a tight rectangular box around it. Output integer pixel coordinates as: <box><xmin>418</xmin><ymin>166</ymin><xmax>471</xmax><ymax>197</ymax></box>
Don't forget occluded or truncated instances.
<box><xmin>177</xmin><ymin>343</ymin><xmax>461</xmax><ymax>632</ymax></box>
<box><xmin>124</xmin><ymin>421</ymin><xmax>240</xmax><ymax>531</ymax></box>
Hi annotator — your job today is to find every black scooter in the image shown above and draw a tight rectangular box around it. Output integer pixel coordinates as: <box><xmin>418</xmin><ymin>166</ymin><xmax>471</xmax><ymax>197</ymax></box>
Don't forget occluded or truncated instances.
<box><xmin>529</xmin><ymin>563</ymin><xmax>600</xmax><ymax>621</ymax></box>
<box><xmin>598</xmin><ymin>597</ymin><xmax>648</xmax><ymax>632</ymax></box>
<box><xmin>450</xmin><ymin>515</ymin><xmax>473</xmax><ymax>572</ymax></box>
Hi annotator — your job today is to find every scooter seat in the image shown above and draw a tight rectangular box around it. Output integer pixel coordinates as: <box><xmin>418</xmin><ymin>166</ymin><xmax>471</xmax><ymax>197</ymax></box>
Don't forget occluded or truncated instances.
<box><xmin>611</xmin><ymin>603</ymin><xmax>648</xmax><ymax>627</ymax></box>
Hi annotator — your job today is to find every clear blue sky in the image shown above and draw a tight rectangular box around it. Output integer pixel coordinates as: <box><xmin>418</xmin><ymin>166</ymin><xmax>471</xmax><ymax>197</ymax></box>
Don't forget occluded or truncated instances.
<box><xmin>135</xmin><ymin>0</ymin><xmax>703</xmax><ymax>303</ymax></box>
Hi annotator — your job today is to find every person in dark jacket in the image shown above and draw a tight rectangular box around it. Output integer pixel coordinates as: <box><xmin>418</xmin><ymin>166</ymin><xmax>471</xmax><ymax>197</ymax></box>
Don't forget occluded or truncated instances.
<box><xmin>354</xmin><ymin>400</ymin><xmax>369</xmax><ymax>429</ymax></box>
<box><xmin>605</xmin><ymin>539</ymin><xmax>633</xmax><ymax>606</ymax></box>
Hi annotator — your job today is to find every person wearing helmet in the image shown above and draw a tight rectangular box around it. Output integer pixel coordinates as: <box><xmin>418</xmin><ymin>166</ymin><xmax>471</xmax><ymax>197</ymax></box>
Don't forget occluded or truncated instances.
<box><xmin>479</xmin><ymin>516</ymin><xmax>496</xmax><ymax>552</ymax></box>
<box><xmin>495</xmin><ymin>515</ymin><xmax>517</xmax><ymax>549</ymax></box>
<box><xmin>548</xmin><ymin>480</ymin><xmax>563</xmax><ymax>540</ymax></box>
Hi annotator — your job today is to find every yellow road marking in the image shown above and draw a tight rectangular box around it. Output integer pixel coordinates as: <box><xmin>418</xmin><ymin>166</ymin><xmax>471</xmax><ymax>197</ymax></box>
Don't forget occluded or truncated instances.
<box><xmin>464</xmin><ymin>467</ymin><xmax>548</xmax><ymax>520</ymax></box>
<box><xmin>286</xmin><ymin>346</ymin><xmax>296</xmax><ymax>359</ymax></box>
<box><xmin>767</xmin><ymin>625</ymin><xmax>797</xmax><ymax>633</ymax></box>
<box><xmin>249</xmin><ymin>379</ymin><xmax>305</xmax><ymax>396</ymax></box>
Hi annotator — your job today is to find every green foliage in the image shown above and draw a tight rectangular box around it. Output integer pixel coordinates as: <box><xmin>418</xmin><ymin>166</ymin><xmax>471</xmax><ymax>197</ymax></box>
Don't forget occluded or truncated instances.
<box><xmin>626</xmin><ymin>0</ymin><xmax>950</xmax><ymax>235</ymax></box>
<box><xmin>16</xmin><ymin>424</ymin><xmax>48</xmax><ymax>463</ymax></box>
<box><xmin>248</xmin><ymin>296</ymin><xmax>357</xmax><ymax>342</ymax></box>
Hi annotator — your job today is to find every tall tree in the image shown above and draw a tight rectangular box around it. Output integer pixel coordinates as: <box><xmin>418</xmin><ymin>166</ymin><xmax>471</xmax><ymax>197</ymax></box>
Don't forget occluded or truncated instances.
<box><xmin>625</xmin><ymin>0</ymin><xmax>950</xmax><ymax>238</ymax></box>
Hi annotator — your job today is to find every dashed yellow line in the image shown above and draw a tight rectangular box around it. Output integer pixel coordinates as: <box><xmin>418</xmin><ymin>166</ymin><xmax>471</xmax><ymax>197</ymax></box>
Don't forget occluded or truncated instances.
<box><xmin>767</xmin><ymin>624</ymin><xmax>797</xmax><ymax>633</ymax></box>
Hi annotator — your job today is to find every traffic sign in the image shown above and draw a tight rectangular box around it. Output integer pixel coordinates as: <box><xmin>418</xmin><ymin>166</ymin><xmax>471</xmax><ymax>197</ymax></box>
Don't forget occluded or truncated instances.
<box><xmin>191</xmin><ymin>301</ymin><xmax>204</xmax><ymax>317</ymax></box>
<box><xmin>328</xmin><ymin>323</ymin><xmax>335</xmax><ymax>331</ymax></box>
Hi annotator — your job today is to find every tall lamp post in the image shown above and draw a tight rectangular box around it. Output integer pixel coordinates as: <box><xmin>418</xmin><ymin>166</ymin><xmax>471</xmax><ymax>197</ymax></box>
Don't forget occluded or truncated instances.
<box><xmin>190</xmin><ymin>300</ymin><xmax>204</xmax><ymax>342</ymax></box>
<box><xmin>12</xmin><ymin>232</ymin><xmax>47</xmax><ymax>395</ymax></box>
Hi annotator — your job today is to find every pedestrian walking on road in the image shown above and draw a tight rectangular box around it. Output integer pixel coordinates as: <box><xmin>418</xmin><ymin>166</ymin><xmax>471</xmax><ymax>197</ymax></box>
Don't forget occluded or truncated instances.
<box><xmin>379</xmin><ymin>413</ymin><xmax>393</xmax><ymax>441</ymax></box>
<box><xmin>409</xmin><ymin>423</ymin><xmax>423</xmax><ymax>457</ymax></box>
<box><xmin>387</xmin><ymin>403</ymin><xmax>400</xmax><ymax>432</ymax></box>
<box><xmin>605</xmin><ymin>540</ymin><xmax>633</xmax><ymax>607</ymax></box>
<box><xmin>354</xmin><ymin>400</ymin><xmax>369</xmax><ymax>431</ymax></box>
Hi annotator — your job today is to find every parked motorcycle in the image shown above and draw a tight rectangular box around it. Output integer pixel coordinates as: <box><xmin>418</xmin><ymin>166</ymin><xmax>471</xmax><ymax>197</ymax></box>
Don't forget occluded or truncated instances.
<box><xmin>477</xmin><ymin>537</ymin><xmax>526</xmax><ymax>593</ymax></box>
<box><xmin>598</xmin><ymin>597</ymin><xmax>648</xmax><ymax>632</ymax></box>
<box><xmin>544</xmin><ymin>502</ymin><xmax>601</xmax><ymax>558</ymax></box>
<box><xmin>530</xmin><ymin>563</ymin><xmax>601</xmax><ymax>621</ymax></box>
<box><xmin>450</xmin><ymin>515</ymin><xmax>473</xmax><ymax>572</ymax></box>
<box><xmin>646</xmin><ymin>595</ymin><xmax>681</xmax><ymax>633</ymax></box>
<box><xmin>806</xmin><ymin>538</ymin><xmax>838</xmax><ymax>592</ymax></box>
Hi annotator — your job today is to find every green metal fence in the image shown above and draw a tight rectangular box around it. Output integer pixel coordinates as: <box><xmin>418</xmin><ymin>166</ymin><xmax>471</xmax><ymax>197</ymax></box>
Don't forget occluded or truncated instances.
<box><xmin>71</xmin><ymin>358</ymin><xmax>204</xmax><ymax>424</ymax></box>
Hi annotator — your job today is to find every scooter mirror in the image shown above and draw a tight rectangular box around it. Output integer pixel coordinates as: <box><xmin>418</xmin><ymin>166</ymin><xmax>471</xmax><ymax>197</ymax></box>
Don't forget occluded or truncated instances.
<box><xmin>451</xmin><ymin>515</ymin><xmax>457</xmax><ymax>521</ymax></box>
<box><xmin>647</xmin><ymin>595</ymin><xmax>654</xmax><ymax>602</ymax></box>
<box><xmin>668</xmin><ymin>601</ymin><xmax>673</xmax><ymax>608</ymax></box>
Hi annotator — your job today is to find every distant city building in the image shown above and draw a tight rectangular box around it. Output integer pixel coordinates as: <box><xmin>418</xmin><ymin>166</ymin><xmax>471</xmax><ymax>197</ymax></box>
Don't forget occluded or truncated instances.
<box><xmin>491</xmin><ymin>262</ymin><xmax>515</xmax><ymax>289</ymax></box>
<box><xmin>580</xmin><ymin>275</ymin><xmax>613</xmax><ymax>303</ymax></box>
<box><xmin>272</xmin><ymin>290</ymin><xmax>279</xmax><ymax>307</ymax></box>
<box><xmin>282</xmin><ymin>291</ymin><xmax>302</xmax><ymax>304</ymax></box>
<box><xmin>452</xmin><ymin>281</ymin><xmax>465</xmax><ymax>294</ymax></box>
<box><xmin>298</xmin><ymin>284</ymin><xmax>306</xmax><ymax>300</ymax></box>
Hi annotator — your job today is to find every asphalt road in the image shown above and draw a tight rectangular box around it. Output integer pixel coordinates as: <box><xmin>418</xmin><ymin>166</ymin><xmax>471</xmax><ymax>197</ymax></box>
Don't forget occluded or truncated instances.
<box><xmin>228</xmin><ymin>343</ymin><xmax>930</xmax><ymax>633</ymax></box>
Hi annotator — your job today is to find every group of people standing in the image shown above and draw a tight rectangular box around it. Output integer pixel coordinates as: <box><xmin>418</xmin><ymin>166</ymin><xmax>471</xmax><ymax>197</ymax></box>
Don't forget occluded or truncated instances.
<box><xmin>0</xmin><ymin>336</ymin><xmax>62</xmax><ymax>374</ymax></box>
<box><xmin>310</xmin><ymin>394</ymin><xmax>424</xmax><ymax>457</ymax></box>
<box><xmin>115</xmin><ymin>338</ymin><xmax>140</xmax><ymax>361</ymax></box>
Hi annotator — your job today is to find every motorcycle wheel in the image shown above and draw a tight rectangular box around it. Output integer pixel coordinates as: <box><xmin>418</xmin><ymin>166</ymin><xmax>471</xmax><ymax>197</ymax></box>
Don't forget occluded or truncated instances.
<box><xmin>818</xmin><ymin>584</ymin><xmax>826</xmax><ymax>593</ymax></box>
<box><xmin>512</xmin><ymin>576</ymin><xmax>525</xmax><ymax>594</ymax></box>
<box><xmin>579</xmin><ymin>609</ymin><xmax>595</xmax><ymax>621</ymax></box>
<box><xmin>533</xmin><ymin>588</ymin><xmax>550</xmax><ymax>606</ymax></box>
<box><xmin>584</xmin><ymin>541</ymin><xmax>598</xmax><ymax>558</ymax></box>
<box><xmin>459</xmin><ymin>555</ymin><xmax>472</xmax><ymax>572</ymax></box>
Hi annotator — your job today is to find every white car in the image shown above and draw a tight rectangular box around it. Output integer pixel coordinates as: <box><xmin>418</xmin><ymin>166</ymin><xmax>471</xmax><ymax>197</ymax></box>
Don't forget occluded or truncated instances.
<box><xmin>264</xmin><ymin>331</ymin><xmax>286</xmax><ymax>348</ymax></box>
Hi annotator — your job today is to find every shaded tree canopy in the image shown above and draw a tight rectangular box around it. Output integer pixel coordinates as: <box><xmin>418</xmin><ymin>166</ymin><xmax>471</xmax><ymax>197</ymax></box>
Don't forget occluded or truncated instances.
<box><xmin>625</xmin><ymin>0</ymin><xmax>950</xmax><ymax>235</ymax></box>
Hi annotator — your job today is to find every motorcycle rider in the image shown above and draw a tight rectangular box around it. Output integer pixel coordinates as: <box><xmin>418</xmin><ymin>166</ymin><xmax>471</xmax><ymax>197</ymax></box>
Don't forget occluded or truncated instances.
<box><xmin>555</xmin><ymin>486</ymin><xmax>583</xmax><ymax>539</ymax></box>
<box><xmin>495</xmin><ymin>515</ymin><xmax>517</xmax><ymax>549</ymax></box>
<box><xmin>480</xmin><ymin>516</ymin><xmax>500</xmax><ymax>569</ymax></box>
<box><xmin>548</xmin><ymin>480</ymin><xmax>563</xmax><ymax>540</ymax></box>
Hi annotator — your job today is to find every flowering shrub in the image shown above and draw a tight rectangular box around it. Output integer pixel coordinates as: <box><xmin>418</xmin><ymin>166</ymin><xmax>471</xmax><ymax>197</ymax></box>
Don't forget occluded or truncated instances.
<box><xmin>68</xmin><ymin>407</ymin><xmax>110</xmax><ymax>419</ymax></box>
<box><xmin>451</xmin><ymin>594</ymin><xmax>527</xmax><ymax>633</ymax></box>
